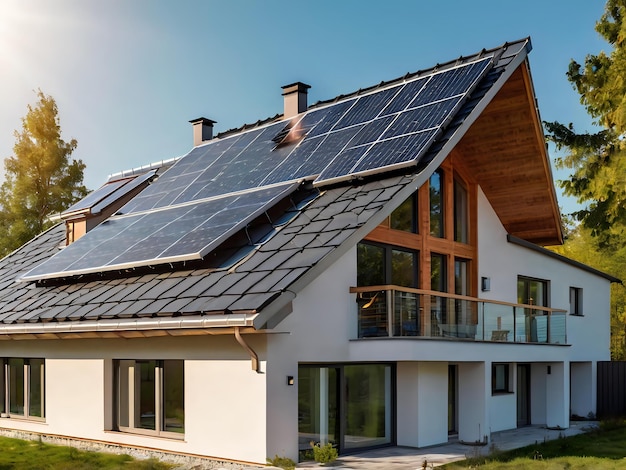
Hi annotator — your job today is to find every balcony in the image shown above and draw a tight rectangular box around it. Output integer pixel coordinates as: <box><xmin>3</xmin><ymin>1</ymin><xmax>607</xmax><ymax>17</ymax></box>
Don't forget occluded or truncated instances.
<box><xmin>350</xmin><ymin>286</ymin><xmax>567</xmax><ymax>344</ymax></box>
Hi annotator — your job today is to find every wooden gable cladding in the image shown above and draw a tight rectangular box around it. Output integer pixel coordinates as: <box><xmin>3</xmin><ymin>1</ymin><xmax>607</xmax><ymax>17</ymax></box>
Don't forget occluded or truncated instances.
<box><xmin>455</xmin><ymin>62</ymin><xmax>563</xmax><ymax>246</ymax></box>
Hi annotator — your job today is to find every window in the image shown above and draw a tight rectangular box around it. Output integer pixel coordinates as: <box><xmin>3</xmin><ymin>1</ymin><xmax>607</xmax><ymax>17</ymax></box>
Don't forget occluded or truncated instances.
<box><xmin>454</xmin><ymin>258</ymin><xmax>470</xmax><ymax>296</ymax></box>
<box><xmin>492</xmin><ymin>363</ymin><xmax>510</xmax><ymax>394</ymax></box>
<box><xmin>357</xmin><ymin>242</ymin><xmax>417</xmax><ymax>288</ymax></box>
<box><xmin>570</xmin><ymin>287</ymin><xmax>583</xmax><ymax>315</ymax></box>
<box><xmin>390</xmin><ymin>193</ymin><xmax>417</xmax><ymax>233</ymax></box>
<box><xmin>357</xmin><ymin>242</ymin><xmax>418</xmax><ymax>337</ymax></box>
<box><xmin>454</xmin><ymin>178</ymin><xmax>468</xmax><ymax>243</ymax></box>
<box><xmin>430</xmin><ymin>253</ymin><xmax>447</xmax><ymax>292</ymax></box>
<box><xmin>1</xmin><ymin>358</ymin><xmax>45</xmax><ymax>420</ymax></box>
<box><xmin>517</xmin><ymin>276</ymin><xmax>549</xmax><ymax>307</ymax></box>
<box><xmin>116</xmin><ymin>360</ymin><xmax>184</xmax><ymax>437</ymax></box>
<box><xmin>429</xmin><ymin>170</ymin><xmax>444</xmax><ymax>238</ymax></box>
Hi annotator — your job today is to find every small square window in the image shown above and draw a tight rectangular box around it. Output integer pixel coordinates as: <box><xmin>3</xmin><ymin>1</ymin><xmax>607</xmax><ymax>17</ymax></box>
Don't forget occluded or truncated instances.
<box><xmin>569</xmin><ymin>287</ymin><xmax>583</xmax><ymax>316</ymax></box>
<box><xmin>492</xmin><ymin>363</ymin><xmax>510</xmax><ymax>394</ymax></box>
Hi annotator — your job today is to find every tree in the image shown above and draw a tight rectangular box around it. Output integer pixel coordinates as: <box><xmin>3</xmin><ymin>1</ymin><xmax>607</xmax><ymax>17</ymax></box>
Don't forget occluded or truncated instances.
<box><xmin>0</xmin><ymin>90</ymin><xmax>88</xmax><ymax>255</ymax></box>
<box><xmin>545</xmin><ymin>0</ymin><xmax>626</xmax><ymax>247</ymax></box>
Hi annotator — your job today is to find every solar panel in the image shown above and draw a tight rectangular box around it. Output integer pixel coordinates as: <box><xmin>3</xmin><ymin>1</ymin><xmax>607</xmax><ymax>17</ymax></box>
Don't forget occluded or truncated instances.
<box><xmin>62</xmin><ymin>170</ymin><xmax>156</xmax><ymax>216</ymax></box>
<box><xmin>91</xmin><ymin>170</ymin><xmax>157</xmax><ymax>215</ymax></box>
<box><xmin>313</xmin><ymin>57</ymin><xmax>492</xmax><ymax>184</ymax></box>
<box><xmin>21</xmin><ymin>182</ymin><xmax>299</xmax><ymax>281</ymax></box>
<box><xmin>332</xmin><ymin>87</ymin><xmax>401</xmax><ymax>130</ymax></box>
<box><xmin>62</xmin><ymin>179</ymin><xmax>129</xmax><ymax>215</ymax></box>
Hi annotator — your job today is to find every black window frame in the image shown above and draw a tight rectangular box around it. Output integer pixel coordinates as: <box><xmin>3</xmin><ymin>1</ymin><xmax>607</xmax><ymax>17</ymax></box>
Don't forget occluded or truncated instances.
<box><xmin>357</xmin><ymin>241</ymin><xmax>418</xmax><ymax>288</ymax></box>
<box><xmin>569</xmin><ymin>286</ymin><xmax>583</xmax><ymax>316</ymax></box>
<box><xmin>491</xmin><ymin>363</ymin><xmax>511</xmax><ymax>394</ymax></box>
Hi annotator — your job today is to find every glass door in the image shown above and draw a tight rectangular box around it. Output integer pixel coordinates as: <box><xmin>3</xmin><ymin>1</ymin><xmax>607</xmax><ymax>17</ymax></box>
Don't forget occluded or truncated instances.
<box><xmin>343</xmin><ymin>364</ymin><xmax>392</xmax><ymax>450</ymax></box>
<box><xmin>517</xmin><ymin>277</ymin><xmax>549</xmax><ymax>342</ymax></box>
<box><xmin>517</xmin><ymin>364</ymin><xmax>531</xmax><ymax>426</ymax></box>
<box><xmin>448</xmin><ymin>365</ymin><xmax>457</xmax><ymax>434</ymax></box>
<box><xmin>298</xmin><ymin>366</ymin><xmax>339</xmax><ymax>451</ymax></box>
<box><xmin>298</xmin><ymin>364</ymin><xmax>394</xmax><ymax>454</ymax></box>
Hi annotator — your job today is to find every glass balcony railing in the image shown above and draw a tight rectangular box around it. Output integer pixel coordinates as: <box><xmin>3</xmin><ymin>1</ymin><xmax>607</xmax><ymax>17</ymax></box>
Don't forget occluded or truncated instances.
<box><xmin>351</xmin><ymin>286</ymin><xmax>567</xmax><ymax>344</ymax></box>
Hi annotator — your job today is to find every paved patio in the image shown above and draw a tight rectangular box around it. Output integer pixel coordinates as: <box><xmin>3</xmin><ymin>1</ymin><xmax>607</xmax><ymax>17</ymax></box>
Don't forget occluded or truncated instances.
<box><xmin>294</xmin><ymin>421</ymin><xmax>598</xmax><ymax>469</ymax></box>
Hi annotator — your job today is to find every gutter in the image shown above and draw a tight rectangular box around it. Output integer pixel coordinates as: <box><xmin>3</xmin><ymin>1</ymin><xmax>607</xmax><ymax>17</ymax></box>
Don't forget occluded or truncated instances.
<box><xmin>0</xmin><ymin>314</ymin><xmax>255</xmax><ymax>336</ymax></box>
<box><xmin>234</xmin><ymin>326</ymin><xmax>261</xmax><ymax>373</ymax></box>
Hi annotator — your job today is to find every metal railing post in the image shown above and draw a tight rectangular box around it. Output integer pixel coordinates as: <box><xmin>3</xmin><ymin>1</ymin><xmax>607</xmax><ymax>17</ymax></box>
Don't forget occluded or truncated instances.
<box><xmin>387</xmin><ymin>289</ymin><xmax>394</xmax><ymax>337</ymax></box>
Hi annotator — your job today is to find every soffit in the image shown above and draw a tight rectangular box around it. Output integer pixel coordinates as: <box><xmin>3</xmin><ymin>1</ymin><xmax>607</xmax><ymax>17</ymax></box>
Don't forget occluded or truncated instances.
<box><xmin>456</xmin><ymin>63</ymin><xmax>563</xmax><ymax>246</ymax></box>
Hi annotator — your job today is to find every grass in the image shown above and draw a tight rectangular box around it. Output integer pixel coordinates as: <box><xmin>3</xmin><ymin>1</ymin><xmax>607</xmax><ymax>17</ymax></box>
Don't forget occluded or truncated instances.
<box><xmin>0</xmin><ymin>436</ymin><xmax>173</xmax><ymax>469</ymax></box>
<box><xmin>443</xmin><ymin>420</ymin><xmax>626</xmax><ymax>469</ymax></box>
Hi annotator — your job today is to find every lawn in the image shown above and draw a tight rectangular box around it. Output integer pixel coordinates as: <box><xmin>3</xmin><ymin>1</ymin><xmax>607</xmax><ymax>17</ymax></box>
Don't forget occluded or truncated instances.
<box><xmin>443</xmin><ymin>420</ymin><xmax>626</xmax><ymax>469</ymax></box>
<box><xmin>0</xmin><ymin>436</ymin><xmax>173</xmax><ymax>470</ymax></box>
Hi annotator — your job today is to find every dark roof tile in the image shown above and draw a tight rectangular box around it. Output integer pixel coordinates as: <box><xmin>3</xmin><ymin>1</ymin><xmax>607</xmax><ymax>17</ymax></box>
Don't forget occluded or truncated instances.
<box><xmin>268</xmin><ymin>267</ymin><xmax>308</xmax><ymax>292</ymax></box>
<box><xmin>198</xmin><ymin>295</ymin><xmax>243</xmax><ymax>313</ymax></box>
<box><xmin>228</xmin><ymin>292</ymin><xmax>279</xmax><ymax>311</ymax></box>
<box><xmin>157</xmin><ymin>297</ymin><xmax>195</xmax><ymax>315</ymax></box>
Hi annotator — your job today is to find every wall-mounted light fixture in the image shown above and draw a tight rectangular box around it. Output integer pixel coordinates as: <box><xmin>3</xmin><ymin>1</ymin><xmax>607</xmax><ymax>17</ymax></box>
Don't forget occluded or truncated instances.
<box><xmin>481</xmin><ymin>277</ymin><xmax>491</xmax><ymax>292</ymax></box>
<box><xmin>287</xmin><ymin>376</ymin><xmax>294</xmax><ymax>386</ymax></box>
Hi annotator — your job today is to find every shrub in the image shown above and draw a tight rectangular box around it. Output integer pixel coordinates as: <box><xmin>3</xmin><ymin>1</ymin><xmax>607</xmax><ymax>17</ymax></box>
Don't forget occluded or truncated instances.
<box><xmin>266</xmin><ymin>454</ymin><xmax>296</xmax><ymax>470</ymax></box>
<box><xmin>311</xmin><ymin>441</ymin><xmax>338</xmax><ymax>465</ymax></box>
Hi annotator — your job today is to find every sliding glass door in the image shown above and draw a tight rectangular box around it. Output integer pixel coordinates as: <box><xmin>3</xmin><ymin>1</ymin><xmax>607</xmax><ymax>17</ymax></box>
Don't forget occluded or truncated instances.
<box><xmin>298</xmin><ymin>364</ymin><xmax>394</xmax><ymax>454</ymax></box>
<box><xmin>298</xmin><ymin>366</ymin><xmax>339</xmax><ymax>451</ymax></box>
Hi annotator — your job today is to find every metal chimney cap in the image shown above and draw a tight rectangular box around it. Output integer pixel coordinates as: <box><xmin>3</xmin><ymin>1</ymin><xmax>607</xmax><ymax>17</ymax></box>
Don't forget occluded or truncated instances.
<box><xmin>189</xmin><ymin>117</ymin><xmax>217</xmax><ymax>125</ymax></box>
<box><xmin>281</xmin><ymin>82</ymin><xmax>311</xmax><ymax>95</ymax></box>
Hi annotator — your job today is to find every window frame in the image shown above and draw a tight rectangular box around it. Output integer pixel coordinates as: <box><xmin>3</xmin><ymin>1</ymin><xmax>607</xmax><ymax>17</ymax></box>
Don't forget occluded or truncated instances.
<box><xmin>429</xmin><ymin>169</ymin><xmax>445</xmax><ymax>238</ymax></box>
<box><xmin>114</xmin><ymin>359</ymin><xmax>184</xmax><ymax>439</ymax></box>
<box><xmin>357</xmin><ymin>241</ymin><xmax>418</xmax><ymax>288</ymax></box>
<box><xmin>362</xmin><ymin>157</ymin><xmax>478</xmax><ymax>298</ymax></box>
<box><xmin>569</xmin><ymin>287</ymin><xmax>583</xmax><ymax>316</ymax></box>
<box><xmin>517</xmin><ymin>276</ymin><xmax>550</xmax><ymax>307</ymax></box>
<box><xmin>1</xmin><ymin>358</ymin><xmax>45</xmax><ymax>421</ymax></box>
<box><xmin>390</xmin><ymin>192</ymin><xmax>418</xmax><ymax>233</ymax></box>
<box><xmin>453</xmin><ymin>177</ymin><xmax>469</xmax><ymax>244</ymax></box>
<box><xmin>491</xmin><ymin>363</ymin><xmax>511</xmax><ymax>394</ymax></box>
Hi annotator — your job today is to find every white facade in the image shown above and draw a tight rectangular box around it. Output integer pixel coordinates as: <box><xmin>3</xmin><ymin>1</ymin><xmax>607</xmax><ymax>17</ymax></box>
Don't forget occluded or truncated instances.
<box><xmin>0</xmin><ymin>181</ymin><xmax>612</xmax><ymax>465</ymax></box>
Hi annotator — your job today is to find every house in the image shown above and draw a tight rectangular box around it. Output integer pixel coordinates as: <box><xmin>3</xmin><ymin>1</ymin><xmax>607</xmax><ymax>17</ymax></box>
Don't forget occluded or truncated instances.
<box><xmin>0</xmin><ymin>38</ymin><xmax>617</xmax><ymax>466</ymax></box>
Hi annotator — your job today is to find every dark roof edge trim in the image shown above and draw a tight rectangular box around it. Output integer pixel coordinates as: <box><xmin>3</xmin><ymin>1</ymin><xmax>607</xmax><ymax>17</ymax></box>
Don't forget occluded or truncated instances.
<box><xmin>507</xmin><ymin>234</ymin><xmax>622</xmax><ymax>283</ymax></box>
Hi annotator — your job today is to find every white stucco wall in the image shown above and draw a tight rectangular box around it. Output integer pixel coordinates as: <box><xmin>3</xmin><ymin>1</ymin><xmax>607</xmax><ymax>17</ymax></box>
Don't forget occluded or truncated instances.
<box><xmin>489</xmin><ymin>392</ymin><xmax>516</xmax><ymax>433</ymax></box>
<box><xmin>457</xmin><ymin>362</ymin><xmax>487</xmax><ymax>444</ymax></box>
<box><xmin>0</xmin><ymin>335</ymin><xmax>270</xmax><ymax>465</ymax></box>
<box><xmin>477</xmin><ymin>187</ymin><xmax>612</xmax><ymax>362</ymax></box>
<box><xmin>415</xmin><ymin>362</ymin><xmax>448</xmax><ymax>447</ymax></box>
<box><xmin>570</xmin><ymin>362</ymin><xmax>596</xmax><ymax>417</ymax></box>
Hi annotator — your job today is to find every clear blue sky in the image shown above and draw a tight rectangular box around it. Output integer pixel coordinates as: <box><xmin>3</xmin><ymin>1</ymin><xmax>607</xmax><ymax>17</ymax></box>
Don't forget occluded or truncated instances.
<box><xmin>0</xmin><ymin>0</ymin><xmax>608</xmax><ymax>215</ymax></box>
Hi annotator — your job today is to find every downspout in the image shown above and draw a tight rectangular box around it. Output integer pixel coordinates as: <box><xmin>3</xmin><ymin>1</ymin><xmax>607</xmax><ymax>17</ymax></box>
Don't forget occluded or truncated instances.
<box><xmin>234</xmin><ymin>326</ymin><xmax>260</xmax><ymax>373</ymax></box>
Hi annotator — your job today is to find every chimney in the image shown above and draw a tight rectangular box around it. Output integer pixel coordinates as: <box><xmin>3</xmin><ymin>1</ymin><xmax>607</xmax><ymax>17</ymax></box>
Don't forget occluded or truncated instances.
<box><xmin>189</xmin><ymin>117</ymin><xmax>216</xmax><ymax>146</ymax></box>
<box><xmin>281</xmin><ymin>82</ymin><xmax>311</xmax><ymax>118</ymax></box>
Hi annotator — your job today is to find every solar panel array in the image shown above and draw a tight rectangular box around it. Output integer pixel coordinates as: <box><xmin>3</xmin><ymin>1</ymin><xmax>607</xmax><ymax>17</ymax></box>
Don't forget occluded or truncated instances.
<box><xmin>121</xmin><ymin>57</ymin><xmax>492</xmax><ymax>214</ymax></box>
<box><xmin>22</xmin><ymin>182</ymin><xmax>298</xmax><ymax>280</ymax></box>
<box><xmin>23</xmin><ymin>57</ymin><xmax>493</xmax><ymax>281</ymax></box>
